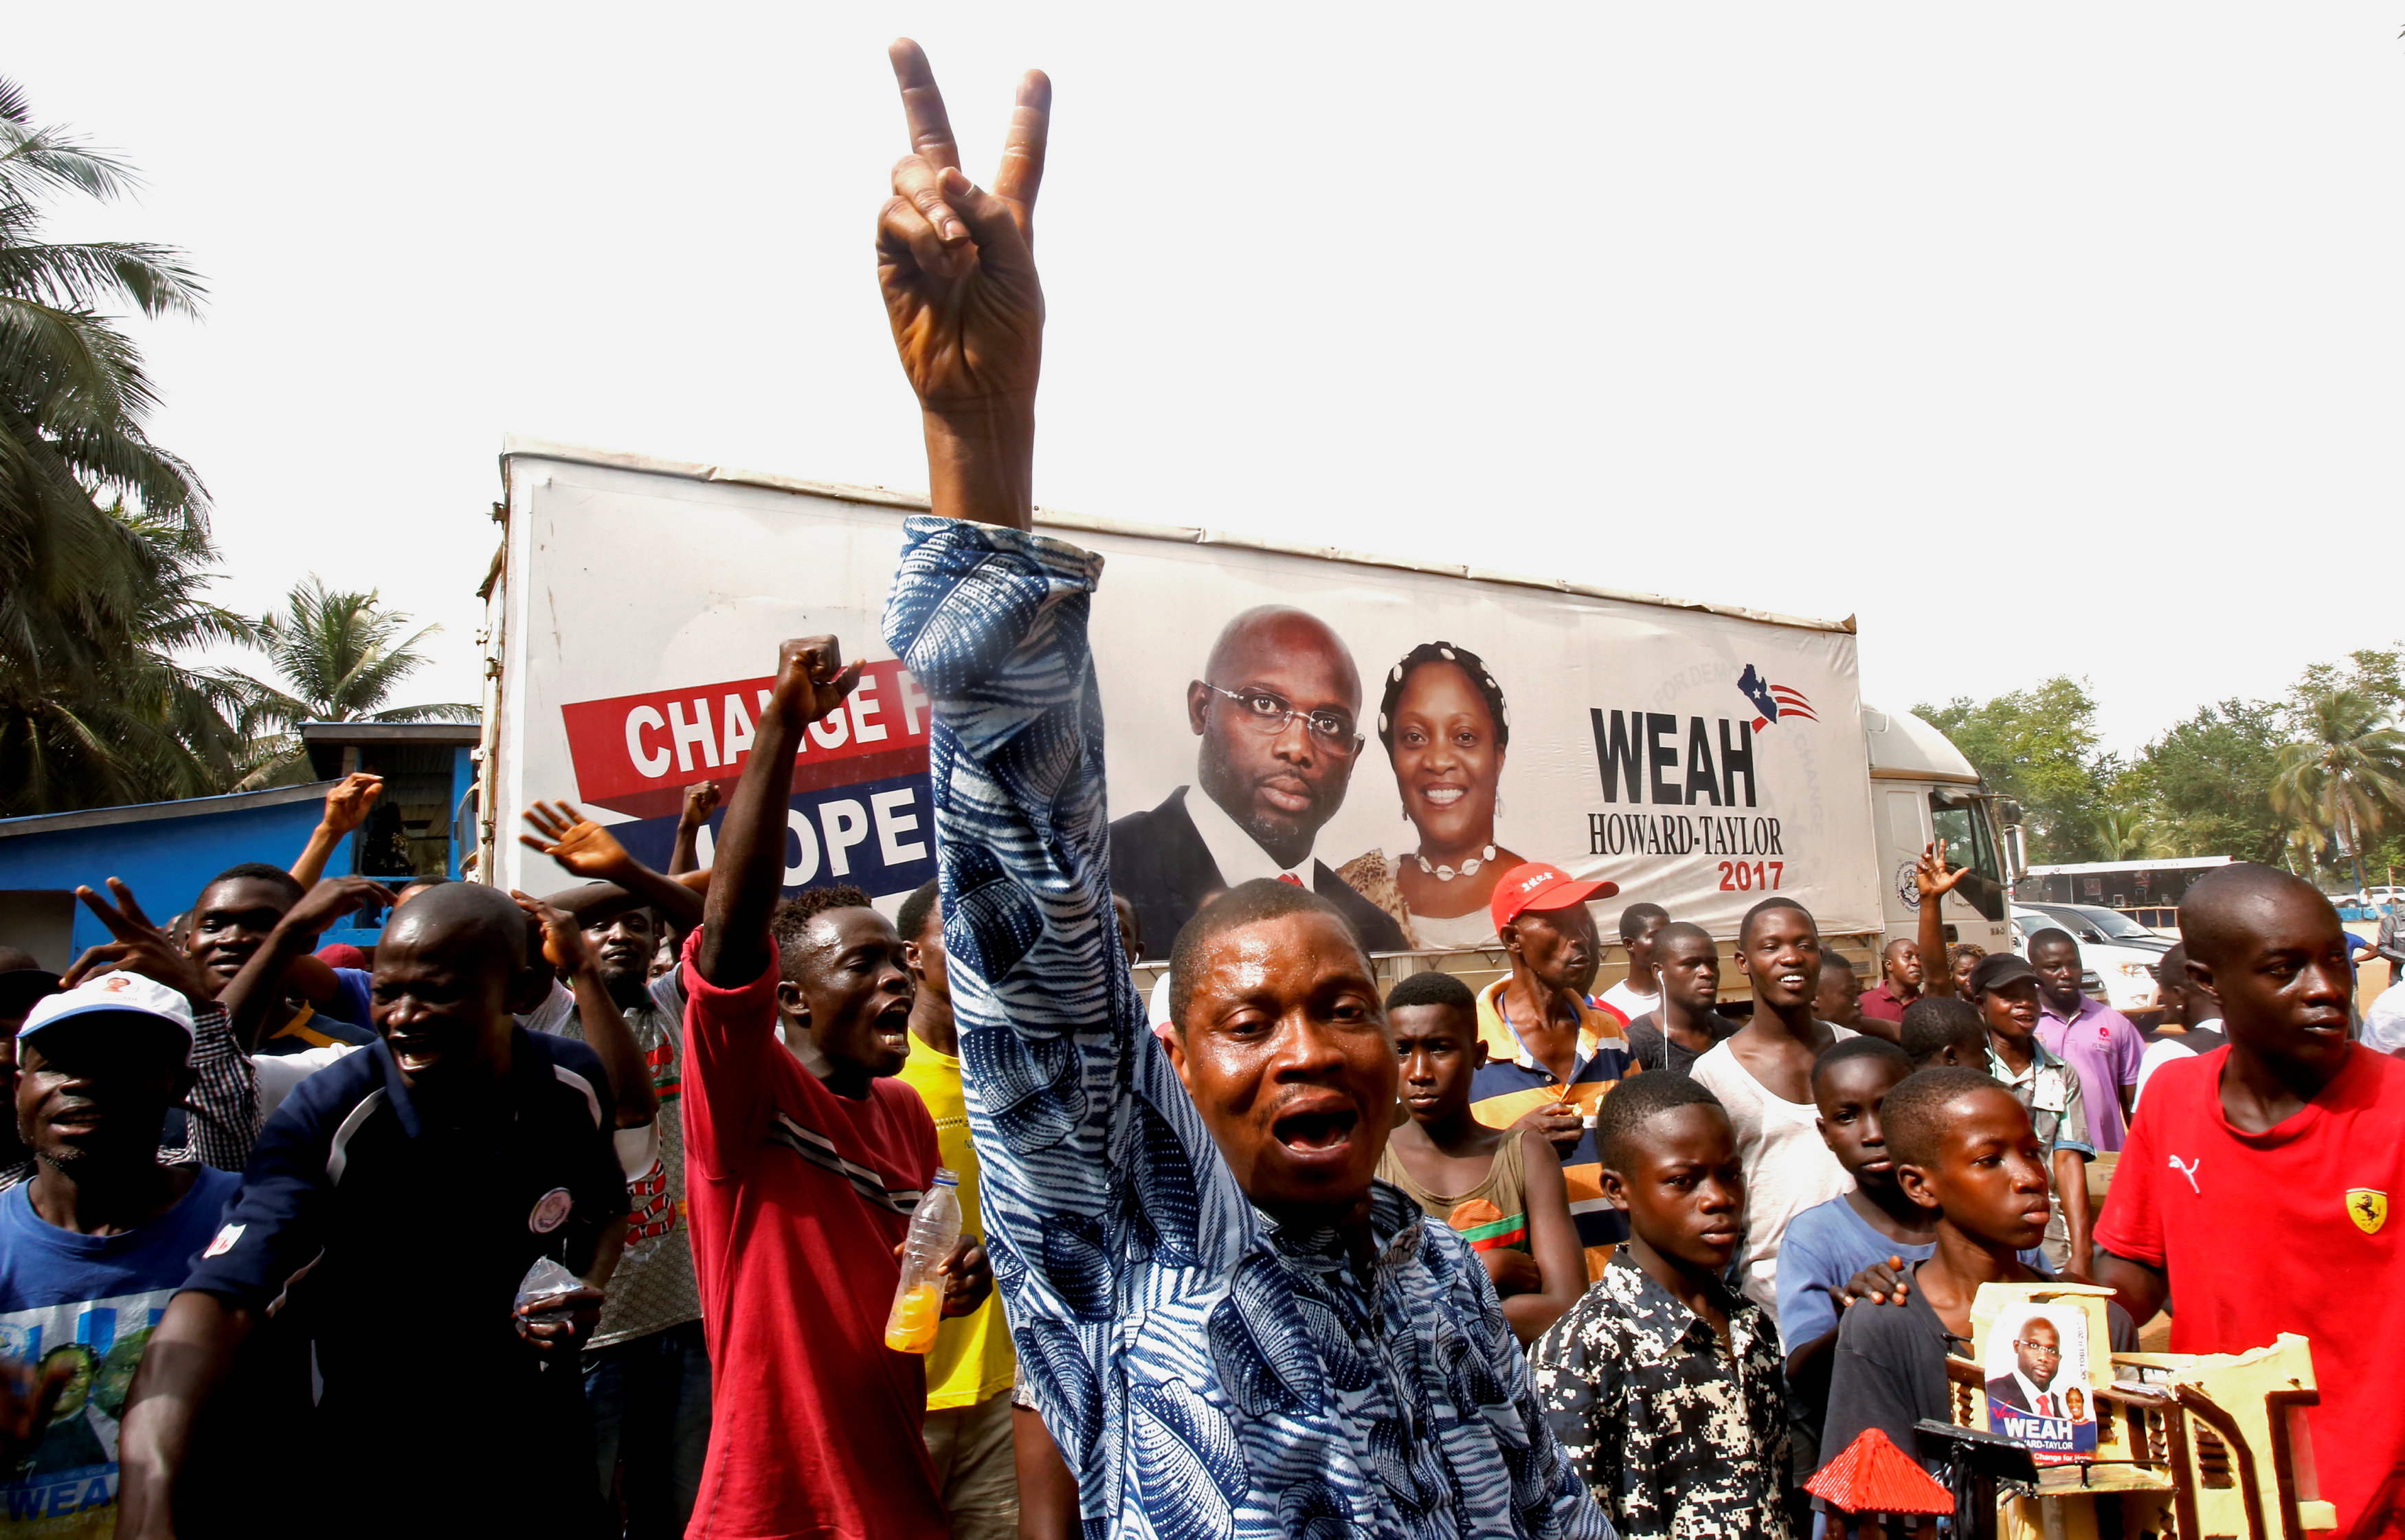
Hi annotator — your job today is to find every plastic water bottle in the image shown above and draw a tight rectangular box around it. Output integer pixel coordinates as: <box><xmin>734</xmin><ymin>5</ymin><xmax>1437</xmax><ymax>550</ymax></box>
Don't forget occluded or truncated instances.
<box><xmin>884</xmin><ymin>1169</ymin><xmax>961</xmax><ymax>1354</ymax></box>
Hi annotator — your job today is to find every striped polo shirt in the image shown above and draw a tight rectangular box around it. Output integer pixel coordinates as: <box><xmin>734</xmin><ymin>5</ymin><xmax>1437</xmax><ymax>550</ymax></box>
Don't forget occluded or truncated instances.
<box><xmin>1468</xmin><ymin>979</ymin><xmax>1633</xmax><ymax>1276</ymax></box>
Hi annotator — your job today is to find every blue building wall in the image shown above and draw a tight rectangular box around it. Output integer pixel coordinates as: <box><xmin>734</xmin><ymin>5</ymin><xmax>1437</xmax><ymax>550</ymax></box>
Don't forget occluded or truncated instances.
<box><xmin>2</xmin><ymin>742</ymin><xmax>480</xmax><ymax>970</ymax></box>
<box><xmin>449</xmin><ymin>744</ymin><xmax>476</xmax><ymax>876</ymax></box>
<box><xmin>0</xmin><ymin>783</ymin><xmax>350</xmax><ymax>968</ymax></box>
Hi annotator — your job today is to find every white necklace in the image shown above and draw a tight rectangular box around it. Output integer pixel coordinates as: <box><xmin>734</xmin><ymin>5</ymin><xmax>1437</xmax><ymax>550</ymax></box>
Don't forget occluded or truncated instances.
<box><xmin>1413</xmin><ymin>845</ymin><xmax>1497</xmax><ymax>882</ymax></box>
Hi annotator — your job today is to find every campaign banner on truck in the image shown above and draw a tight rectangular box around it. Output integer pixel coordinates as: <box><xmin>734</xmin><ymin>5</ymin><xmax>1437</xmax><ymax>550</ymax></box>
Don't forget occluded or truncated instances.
<box><xmin>488</xmin><ymin>446</ymin><xmax>1877</xmax><ymax>945</ymax></box>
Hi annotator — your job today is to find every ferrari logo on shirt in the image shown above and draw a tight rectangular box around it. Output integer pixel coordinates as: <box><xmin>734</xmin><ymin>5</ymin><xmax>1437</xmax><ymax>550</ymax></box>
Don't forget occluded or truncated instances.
<box><xmin>2347</xmin><ymin>1188</ymin><xmax>2387</xmax><ymax>1235</ymax></box>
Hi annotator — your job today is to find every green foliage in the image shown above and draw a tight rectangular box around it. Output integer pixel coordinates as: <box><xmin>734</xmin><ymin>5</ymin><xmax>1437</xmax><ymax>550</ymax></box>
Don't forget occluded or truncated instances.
<box><xmin>2110</xmin><ymin>699</ymin><xmax>2288</xmax><ymax>864</ymax></box>
<box><xmin>2090</xmin><ymin>805</ymin><xmax>2173</xmax><ymax>862</ymax></box>
<box><xmin>0</xmin><ymin>82</ymin><xmax>471</xmax><ymax>816</ymax></box>
<box><xmin>2295</xmin><ymin>646</ymin><xmax>2405</xmax><ymax>714</ymax></box>
<box><xmin>2270</xmin><ymin>686</ymin><xmax>2405</xmax><ymax>892</ymax></box>
<box><xmin>1919</xmin><ymin>646</ymin><xmax>2405</xmax><ymax>891</ymax></box>
<box><xmin>0</xmin><ymin>79</ymin><xmax>239</xmax><ymax>816</ymax></box>
<box><xmin>2278</xmin><ymin>646</ymin><xmax>2405</xmax><ymax>885</ymax></box>
<box><xmin>227</xmin><ymin>578</ymin><xmax>474</xmax><ymax>788</ymax></box>
<box><xmin>0</xmin><ymin>504</ymin><xmax>258</xmax><ymax>815</ymax></box>
<box><xmin>1912</xmin><ymin>677</ymin><xmax>2107</xmax><ymax>862</ymax></box>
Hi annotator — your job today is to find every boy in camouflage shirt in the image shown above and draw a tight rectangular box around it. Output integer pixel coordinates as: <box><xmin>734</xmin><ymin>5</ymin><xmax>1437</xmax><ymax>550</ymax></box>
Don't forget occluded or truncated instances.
<box><xmin>1531</xmin><ymin>1072</ymin><xmax>1798</xmax><ymax>1539</ymax></box>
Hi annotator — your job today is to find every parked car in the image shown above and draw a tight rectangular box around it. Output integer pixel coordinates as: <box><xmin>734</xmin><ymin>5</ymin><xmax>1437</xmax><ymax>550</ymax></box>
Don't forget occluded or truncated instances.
<box><xmin>2118</xmin><ymin>905</ymin><xmax>2180</xmax><ymax>936</ymax></box>
<box><xmin>2329</xmin><ymin>889</ymin><xmax>2394</xmax><ymax>921</ymax></box>
<box><xmin>2017</xmin><ymin>902</ymin><xmax>2174</xmax><ymax>954</ymax></box>
<box><xmin>2011</xmin><ymin>904</ymin><xmax>2163</xmax><ymax>1019</ymax></box>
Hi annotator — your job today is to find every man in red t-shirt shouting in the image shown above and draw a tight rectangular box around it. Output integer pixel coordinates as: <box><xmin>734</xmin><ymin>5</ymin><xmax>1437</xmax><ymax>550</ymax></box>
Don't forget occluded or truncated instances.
<box><xmin>682</xmin><ymin>636</ymin><xmax>992</xmax><ymax>1539</ymax></box>
<box><xmin>2096</xmin><ymin>863</ymin><xmax>2405</xmax><ymax>1539</ymax></box>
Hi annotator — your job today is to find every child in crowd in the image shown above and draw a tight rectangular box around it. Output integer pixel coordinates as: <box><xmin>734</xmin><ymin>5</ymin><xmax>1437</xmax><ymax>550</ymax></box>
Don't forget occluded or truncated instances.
<box><xmin>1899</xmin><ymin>996</ymin><xmax>1987</xmax><ymax>1069</ymax></box>
<box><xmin>1777</xmin><ymin>1040</ymin><xmax>2049</xmax><ymax>1471</ymax></box>
<box><xmin>1967</xmin><ymin>953</ymin><xmax>2094</xmax><ymax>1273</ymax></box>
<box><xmin>1532</xmin><ymin>1073</ymin><xmax>1796</xmax><ymax>1539</ymax></box>
<box><xmin>1947</xmin><ymin>944</ymin><xmax>1985</xmax><ymax>996</ymax></box>
<box><xmin>1813</xmin><ymin>950</ymin><xmax>1870</xmax><ymax>1036</ymax></box>
<box><xmin>2132</xmin><ymin>941</ymin><xmax>2226</xmax><ymax>1111</ymax></box>
<box><xmin>1376</xmin><ymin>972</ymin><xmax>1585</xmax><ymax>1343</ymax></box>
<box><xmin>1596</xmin><ymin>904</ymin><xmax>1670</xmax><ymax>1023</ymax></box>
<box><xmin>1621</xmin><ymin>921</ymin><xmax>1736</xmax><ymax>1075</ymax></box>
<box><xmin>1819</xmin><ymin>1069</ymin><xmax>2136</xmax><ymax>1479</ymax></box>
<box><xmin>1691</xmin><ymin>897</ymin><xmax>1855</xmax><ymax>1322</ymax></box>
<box><xmin>2096</xmin><ymin>864</ymin><xmax>2405</xmax><ymax>1539</ymax></box>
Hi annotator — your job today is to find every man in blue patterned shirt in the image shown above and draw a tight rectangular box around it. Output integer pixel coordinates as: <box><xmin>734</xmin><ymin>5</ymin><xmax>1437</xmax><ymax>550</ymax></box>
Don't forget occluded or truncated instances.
<box><xmin>869</xmin><ymin>38</ymin><xmax>1613</xmax><ymax>1540</ymax></box>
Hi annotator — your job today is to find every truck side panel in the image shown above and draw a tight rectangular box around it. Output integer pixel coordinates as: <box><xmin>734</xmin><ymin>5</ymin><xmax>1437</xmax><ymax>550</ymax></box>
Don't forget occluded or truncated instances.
<box><xmin>487</xmin><ymin>449</ymin><xmax>1881</xmax><ymax>943</ymax></box>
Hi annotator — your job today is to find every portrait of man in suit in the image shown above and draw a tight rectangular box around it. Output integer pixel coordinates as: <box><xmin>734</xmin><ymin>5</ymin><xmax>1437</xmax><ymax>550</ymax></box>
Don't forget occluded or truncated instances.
<box><xmin>1984</xmin><ymin>1313</ymin><xmax>2073</xmax><ymax>1418</ymax></box>
<box><xmin>1108</xmin><ymin>605</ymin><xmax>1408</xmax><ymax>956</ymax></box>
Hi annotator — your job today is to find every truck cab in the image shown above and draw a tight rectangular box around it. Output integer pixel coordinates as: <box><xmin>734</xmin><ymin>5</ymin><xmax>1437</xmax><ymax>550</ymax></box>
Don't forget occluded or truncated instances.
<box><xmin>1864</xmin><ymin>706</ymin><xmax>2017</xmax><ymax>972</ymax></box>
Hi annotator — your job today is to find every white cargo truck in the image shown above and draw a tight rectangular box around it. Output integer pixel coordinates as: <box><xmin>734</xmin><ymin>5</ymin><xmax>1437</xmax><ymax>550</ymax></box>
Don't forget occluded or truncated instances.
<box><xmin>474</xmin><ymin>437</ymin><xmax>2015</xmax><ymax>987</ymax></box>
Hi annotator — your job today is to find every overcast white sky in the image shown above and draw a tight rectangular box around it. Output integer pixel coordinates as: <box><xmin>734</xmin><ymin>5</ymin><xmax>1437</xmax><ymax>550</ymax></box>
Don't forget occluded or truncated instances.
<box><xmin>14</xmin><ymin>5</ymin><xmax>2401</xmax><ymax>753</ymax></box>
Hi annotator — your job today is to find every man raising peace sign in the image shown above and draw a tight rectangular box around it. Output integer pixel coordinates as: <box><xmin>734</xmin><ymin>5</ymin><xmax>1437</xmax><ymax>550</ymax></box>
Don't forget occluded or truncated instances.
<box><xmin>874</xmin><ymin>41</ymin><xmax>1609</xmax><ymax>1539</ymax></box>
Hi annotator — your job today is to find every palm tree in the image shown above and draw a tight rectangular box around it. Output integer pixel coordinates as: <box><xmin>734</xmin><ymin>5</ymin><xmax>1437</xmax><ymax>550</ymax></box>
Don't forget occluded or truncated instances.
<box><xmin>2270</xmin><ymin>688</ymin><xmax>2405</xmax><ymax>895</ymax></box>
<box><xmin>230</xmin><ymin>578</ymin><xmax>475</xmax><ymax>787</ymax></box>
<box><xmin>0</xmin><ymin>504</ymin><xmax>260</xmax><ymax>814</ymax></box>
<box><xmin>0</xmin><ymin>79</ymin><xmax>245</xmax><ymax>814</ymax></box>
<box><xmin>2091</xmin><ymin>805</ymin><xmax>2174</xmax><ymax>862</ymax></box>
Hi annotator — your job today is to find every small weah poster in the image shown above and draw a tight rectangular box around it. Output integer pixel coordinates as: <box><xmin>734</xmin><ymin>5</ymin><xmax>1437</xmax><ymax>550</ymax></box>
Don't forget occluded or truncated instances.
<box><xmin>1971</xmin><ymin>1282</ymin><xmax>2116</xmax><ymax>1466</ymax></box>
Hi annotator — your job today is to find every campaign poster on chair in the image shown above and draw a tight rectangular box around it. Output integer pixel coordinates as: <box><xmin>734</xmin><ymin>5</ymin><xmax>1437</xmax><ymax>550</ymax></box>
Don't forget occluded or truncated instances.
<box><xmin>1973</xmin><ymin>1285</ymin><xmax>2112</xmax><ymax>1465</ymax></box>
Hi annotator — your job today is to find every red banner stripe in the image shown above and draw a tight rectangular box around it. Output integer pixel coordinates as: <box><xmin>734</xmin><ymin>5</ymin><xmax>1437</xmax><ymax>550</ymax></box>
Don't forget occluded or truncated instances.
<box><xmin>558</xmin><ymin>660</ymin><xmax>930</xmax><ymax>814</ymax></box>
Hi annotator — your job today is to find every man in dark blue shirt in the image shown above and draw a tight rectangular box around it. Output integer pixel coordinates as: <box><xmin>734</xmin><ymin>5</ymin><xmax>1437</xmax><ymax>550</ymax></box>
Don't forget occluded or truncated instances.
<box><xmin>116</xmin><ymin>882</ymin><xmax>630</xmax><ymax>1537</ymax></box>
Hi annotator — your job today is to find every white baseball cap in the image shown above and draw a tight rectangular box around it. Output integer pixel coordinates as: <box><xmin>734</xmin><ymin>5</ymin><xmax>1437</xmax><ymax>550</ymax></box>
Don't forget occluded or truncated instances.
<box><xmin>19</xmin><ymin>972</ymin><xmax>196</xmax><ymax>1049</ymax></box>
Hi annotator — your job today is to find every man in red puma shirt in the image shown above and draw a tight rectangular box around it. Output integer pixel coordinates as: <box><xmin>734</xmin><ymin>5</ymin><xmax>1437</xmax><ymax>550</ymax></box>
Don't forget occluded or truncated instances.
<box><xmin>2096</xmin><ymin>864</ymin><xmax>2405</xmax><ymax>1539</ymax></box>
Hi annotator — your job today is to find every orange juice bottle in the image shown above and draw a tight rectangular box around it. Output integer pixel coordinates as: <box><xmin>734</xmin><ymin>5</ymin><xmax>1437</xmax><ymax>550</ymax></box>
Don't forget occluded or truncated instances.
<box><xmin>884</xmin><ymin>1170</ymin><xmax>961</xmax><ymax>1355</ymax></box>
<box><xmin>884</xmin><ymin>1280</ymin><xmax>943</xmax><ymax>1353</ymax></box>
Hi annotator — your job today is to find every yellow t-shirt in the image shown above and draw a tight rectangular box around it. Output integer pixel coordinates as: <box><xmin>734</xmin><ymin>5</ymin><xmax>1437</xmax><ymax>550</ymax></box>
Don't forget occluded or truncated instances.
<box><xmin>897</xmin><ymin>1036</ymin><xmax>1018</xmax><ymax>1409</ymax></box>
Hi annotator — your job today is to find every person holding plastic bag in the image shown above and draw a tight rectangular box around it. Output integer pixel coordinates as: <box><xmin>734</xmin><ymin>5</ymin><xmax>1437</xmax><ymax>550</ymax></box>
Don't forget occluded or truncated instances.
<box><xmin>113</xmin><ymin>882</ymin><xmax>630</xmax><ymax>1537</ymax></box>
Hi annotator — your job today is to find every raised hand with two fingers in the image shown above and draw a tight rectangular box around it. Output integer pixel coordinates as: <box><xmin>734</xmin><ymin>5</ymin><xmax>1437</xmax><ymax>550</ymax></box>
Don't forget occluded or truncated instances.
<box><xmin>60</xmin><ymin>880</ymin><xmax>216</xmax><ymax>1008</ymax></box>
<box><xmin>877</xmin><ymin>38</ymin><xmax>1050</xmax><ymax>417</ymax></box>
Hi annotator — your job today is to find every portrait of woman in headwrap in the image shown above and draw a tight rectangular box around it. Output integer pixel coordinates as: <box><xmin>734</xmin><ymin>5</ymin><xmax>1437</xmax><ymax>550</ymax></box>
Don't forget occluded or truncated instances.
<box><xmin>1341</xmin><ymin>640</ymin><xmax>1524</xmax><ymax>948</ymax></box>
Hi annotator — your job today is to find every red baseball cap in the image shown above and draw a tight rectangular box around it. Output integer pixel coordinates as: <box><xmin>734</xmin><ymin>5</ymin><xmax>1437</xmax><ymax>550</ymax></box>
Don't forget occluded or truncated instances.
<box><xmin>1489</xmin><ymin>862</ymin><xmax>1620</xmax><ymax>933</ymax></box>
